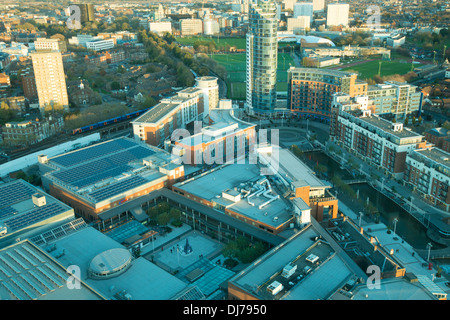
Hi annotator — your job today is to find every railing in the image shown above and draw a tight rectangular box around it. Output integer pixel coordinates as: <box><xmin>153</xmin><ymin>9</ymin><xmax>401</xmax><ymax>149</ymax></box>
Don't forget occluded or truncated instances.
<box><xmin>310</xmin><ymin>196</ymin><xmax>336</xmax><ymax>203</ymax></box>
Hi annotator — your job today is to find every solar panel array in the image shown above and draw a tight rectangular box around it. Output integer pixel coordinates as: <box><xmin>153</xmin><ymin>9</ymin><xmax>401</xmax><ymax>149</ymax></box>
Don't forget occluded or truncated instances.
<box><xmin>3</xmin><ymin>202</ymin><xmax>68</xmax><ymax>233</ymax></box>
<box><xmin>0</xmin><ymin>181</ymin><xmax>36</xmax><ymax>208</ymax></box>
<box><xmin>51</xmin><ymin>143</ymin><xmax>155</xmax><ymax>189</ymax></box>
<box><xmin>88</xmin><ymin>175</ymin><xmax>150</xmax><ymax>202</ymax></box>
<box><xmin>0</xmin><ymin>243</ymin><xmax>68</xmax><ymax>300</ymax></box>
<box><xmin>0</xmin><ymin>206</ymin><xmax>18</xmax><ymax>220</ymax></box>
<box><xmin>50</xmin><ymin>138</ymin><xmax>138</xmax><ymax>168</ymax></box>
<box><xmin>29</xmin><ymin>218</ymin><xmax>88</xmax><ymax>247</ymax></box>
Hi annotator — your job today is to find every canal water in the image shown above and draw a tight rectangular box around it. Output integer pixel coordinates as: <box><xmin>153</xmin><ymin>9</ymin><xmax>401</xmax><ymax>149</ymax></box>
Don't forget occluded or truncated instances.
<box><xmin>350</xmin><ymin>183</ymin><xmax>444</xmax><ymax>250</ymax></box>
<box><xmin>303</xmin><ymin>151</ymin><xmax>445</xmax><ymax>250</ymax></box>
<box><xmin>302</xmin><ymin>150</ymin><xmax>353</xmax><ymax>181</ymax></box>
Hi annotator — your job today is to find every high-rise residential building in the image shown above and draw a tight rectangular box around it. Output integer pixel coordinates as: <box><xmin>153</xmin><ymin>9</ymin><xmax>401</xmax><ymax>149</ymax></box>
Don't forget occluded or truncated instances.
<box><xmin>287</xmin><ymin>16</ymin><xmax>311</xmax><ymax>33</ymax></box>
<box><xmin>34</xmin><ymin>38</ymin><xmax>67</xmax><ymax>53</ymax></box>
<box><xmin>180</xmin><ymin>19</ymin><xmax>203</xmax><ymax>36</ymax></box>
<box><xmin>312</xmin><ymin>0</ymin><xmax>325</xmax><ymax>12</ymax></box>
<box><xmin>79</xmin><ymin>3</ymin><xmax>95</xmax><ymax>23</ymax></box>
<box><xmin>30</xmin><ymin>51</ymin><xmax>69</xmax><ymax>112</ymax></box>
<box><xmin>287</xmin><ymin>67</ymin><xmax>368</xmax><ymax>120</ymax></box>
<box><xmin>149</xmin><ymin>21</ymin><xmax>173</xmax><ymax>35</ymax></box>
<box><xmin>326</xmin><ymin>3</ymin><xmax>349</xmax><ymax>27</ymax></box>
<box><xmin>246</xmin><ymin>0</ymin><xmax>278</xmax><ymax>115</ymax></box>
<box><xmin>293</xmin><ymin>2</ymin><xmax>314</xmax><ymax>21</ymax></box>
<box><xmin>203</xmin><ymin>19</ymin><xmax>220</xmax><ymax>35</ymax></box>
<box><xmin>281</xmin><ymin>0</ymin><xmax>296</xmax><ymax>11</ymax></box>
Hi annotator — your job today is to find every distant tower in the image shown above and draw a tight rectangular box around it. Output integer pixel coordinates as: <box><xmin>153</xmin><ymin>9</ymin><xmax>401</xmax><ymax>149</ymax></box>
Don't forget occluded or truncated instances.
<box><xmin>79</xmin><ymin>4</ymin><xmax>95</xmax><ymax>23</ymax></box>
<box><xmin>246</xmin><ymin>0</ymin><xmax>278</xmax><ymax>116</ymax></box>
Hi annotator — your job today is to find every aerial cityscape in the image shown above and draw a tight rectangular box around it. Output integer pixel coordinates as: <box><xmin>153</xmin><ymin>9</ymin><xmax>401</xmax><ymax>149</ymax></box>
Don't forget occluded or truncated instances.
<box><xmin>0</xmin><ymin>0</ymin><xmax>448</xmax><ymax>305</ymax></box>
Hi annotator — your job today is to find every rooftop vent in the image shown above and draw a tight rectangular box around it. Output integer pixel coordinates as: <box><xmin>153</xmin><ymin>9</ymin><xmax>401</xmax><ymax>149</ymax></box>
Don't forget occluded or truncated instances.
<box><xmin>392</xmin><ymin>123</ymin><xmax>403</xmax><ymax>132</ymax></box>
<box><xmin>32</xmin><ymin>193</ymin><xmax>46</xmax><ymax>207</ymax></box>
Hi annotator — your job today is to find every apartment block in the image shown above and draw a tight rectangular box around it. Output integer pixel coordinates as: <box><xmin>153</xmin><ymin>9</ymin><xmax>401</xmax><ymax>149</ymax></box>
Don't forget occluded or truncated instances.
<box><xmin>333</xmin><ymin>105</ymin><xmax>426</xmax><ymax>178</ymax></box>
<box><xmin>34</xmin><ymin>38</ymin><xmax>67</xmax><ymax>53</ymax></box>
<box><xmin>132</xmin><ymin>77</ymin><xmax>218</xmax><ymax>148</ymax></box>
<box><xmin>326</xmin><ymin>3</ymin><xmax>349</xmax><ymax>27</ymax></box>
<box><xmin>173</xmin><ymin>121</ymin><xmax>256</xmax><ymax>167</ymax></box>
<box><xmin>180</xmin><ymin>19</ymin><xmax>203</xmax><ymax>36</ymax></box>
<box><xmin>149</xmin><ymin>21</ymin><xmax>172</xmax><ymax>35</ymax></box>
<box><xmin>30</xmin><ymin>51</ymin><xmax>69</xmax><ymax>112</ymax></box>
<box><xmin>287</xmin><ymin>67</ymin><xmax>368</xmax><ymax>120</ymax></box>
<box><xmin>404</xmin><ymin>147</ymin><xmax>450</xmax><ymax>212</ymax></box>
<box><xmin>2</xmin><ymin>114</ymin><xmax>64</xmax><ymax>146</ymax></box>
<box><xmin>366</xmin><ymin>81</ymin><xmax>423</xmax><ymax>118</ymax></box>
<box><xmin>287</xmin><ymin>16</ymin><xmax>311</xmax><ymax>33</ymax></box>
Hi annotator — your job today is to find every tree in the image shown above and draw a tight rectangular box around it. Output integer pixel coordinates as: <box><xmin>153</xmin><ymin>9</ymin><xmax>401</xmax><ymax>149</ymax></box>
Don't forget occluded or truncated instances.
<box><xmin>142</xmin><ymin>95</ymin><xmax>156</xmax><ymax>108</ymax></box>
<box><xmin>0</xmin><ymin>101</ymin><xmax>14</xmax><ymax>122</ymax></box>
<box><xmin>111</xmin><ymin>81</ymin><xmax>121</xmax><ymax>90</ymax></box>
<box><xmin>442</xmin><ymin>121</ymin><xmax>450</xmax><ymax>130</ymax></box>
<box><xmin>157</xmin><ymin>212</ymin><xmax>171</xmax><ymax>226</ymax></box>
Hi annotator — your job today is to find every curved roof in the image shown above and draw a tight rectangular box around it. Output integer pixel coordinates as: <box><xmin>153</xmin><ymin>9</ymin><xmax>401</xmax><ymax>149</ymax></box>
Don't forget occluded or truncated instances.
<box><xmin>89</xmin><ymin>248</ymin><xmax>132</xmax><ymax>277</ymax></box>
<box><xmin>277</xmin><ymin>33</ymin><xmax>335</xmax><ymax>47</ymax></box>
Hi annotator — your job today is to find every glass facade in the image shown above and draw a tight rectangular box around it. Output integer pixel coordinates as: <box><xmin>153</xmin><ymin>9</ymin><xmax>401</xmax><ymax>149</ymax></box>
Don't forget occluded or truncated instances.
<box><xmin>246</xmin><ymin>0</ymin><xmax>278</xmax><ymax>114</ymax></box>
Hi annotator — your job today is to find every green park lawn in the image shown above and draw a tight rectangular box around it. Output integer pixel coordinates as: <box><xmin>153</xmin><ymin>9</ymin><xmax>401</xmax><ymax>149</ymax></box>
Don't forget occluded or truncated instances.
<box><xmin>341</xmin><ymin>59</ymin><xmax>413</xmax><ymax>80</ymax></box>
<box><xmin>211</xmin><ymin>52</ymin><xmax>294</xmax><ymax>99</ymax></box>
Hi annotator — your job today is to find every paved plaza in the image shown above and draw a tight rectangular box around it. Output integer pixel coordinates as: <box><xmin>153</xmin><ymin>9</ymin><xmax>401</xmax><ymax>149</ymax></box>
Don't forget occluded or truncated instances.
<box><xmin>150</xmin><ymin>230</ymin><xmax>225</xmax><ymax>272</ymax></box>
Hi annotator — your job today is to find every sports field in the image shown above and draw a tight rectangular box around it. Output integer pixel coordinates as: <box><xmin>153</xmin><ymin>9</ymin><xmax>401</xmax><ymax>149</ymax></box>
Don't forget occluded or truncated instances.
<box><xmin>341</xmin><ymin>59</ymin><xmax>413</xmax><ymax>80</ymax></box>
<box><xmin>211</xmin><ymin>52</ymin><xmax>295</xmax><ymax>99</ymax></box>
<box><xmin>176</xmin><ymin>36</ymin><xmax>247</xmax><ymax>50</ymax></box>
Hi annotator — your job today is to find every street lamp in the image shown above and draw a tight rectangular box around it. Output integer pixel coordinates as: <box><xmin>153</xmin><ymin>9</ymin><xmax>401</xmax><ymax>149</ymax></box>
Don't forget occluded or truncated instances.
<box><xmin>409</xmin><ymin>196</ymin><xmax>414</xmax><ymax>212</ymax></box>
<box><xmin>427</xmin><ymin>242</ymin><xmax>433</xmax><ymax>262</ymax></box>
<box><xmin>359</xmin><ymin>212</ymin><xmax>363</xmax><ymax>227</ymax></box>
<box><xmin>393</xmin><ymin>217</ymin><xmax>398</xmax><ymax>235</ymax></box>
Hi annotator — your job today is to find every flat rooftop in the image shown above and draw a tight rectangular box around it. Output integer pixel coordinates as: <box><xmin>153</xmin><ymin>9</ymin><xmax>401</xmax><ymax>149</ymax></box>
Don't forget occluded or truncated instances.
<box><xmin>288</xmin><ymin>67</ymin><xmax>357</xmax><ymax>78</ymax></box>
<box><xmin>133</xmin><ymin>100</ymin><xmax>180</xmax><ymax>124</ymax></box>
<box><xmin>174</xmin><ymin>163</ymin><xmax>293</xmax><ymax>228</ymax></box>
<box><xmin>176</xmin><ymin>121</ymin><xmax>253</xmax><ymax>147</ymax></box>
<box><xmin>31</xmin><ymin>223</ymin><xmax>188</xmax><ymax>300</ymax></box>
<box><xmin>229</xmin><ymin>225</ymin><xmax>355</xmax><ymax>300</ymax></box>
<box><xmin>341</xmin><ymin>111</ymin><xmax>423</xmax><ymax>141</ymax></box>
<box><xmin>133</xmin><ymin>87</ymin><xmax>202</xmax><ymax>125</ymax></box>
<box><xmin>275</xmin><ymin>147</ymin><xmax>327</xmax><ymax>189</ymax></box>
<box><xmin>413</xmin><ymin>147</ymin><xmax>450</xmax><ymax>168</ymax></box>
<box><xmin>0</xmin><ymin>239</ymin><xmax>105</xmax><ymax>300</ymax></box>
<box><xmin>0</xmin><ymin>180</ymin><xmax>74</xmax><ymax>240</ymax></box>
<box><xmin>44</xmin><ymin>137</ymin><xmax>178</xmax><ymax>204</ymax></box>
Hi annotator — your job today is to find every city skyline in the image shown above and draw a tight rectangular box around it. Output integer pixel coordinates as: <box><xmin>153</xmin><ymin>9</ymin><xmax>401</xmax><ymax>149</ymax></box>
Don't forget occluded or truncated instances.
<box><xmin>0</xmin><ymin>0</ymin><xmax>448</xmax><ymax>304</ymax></box>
